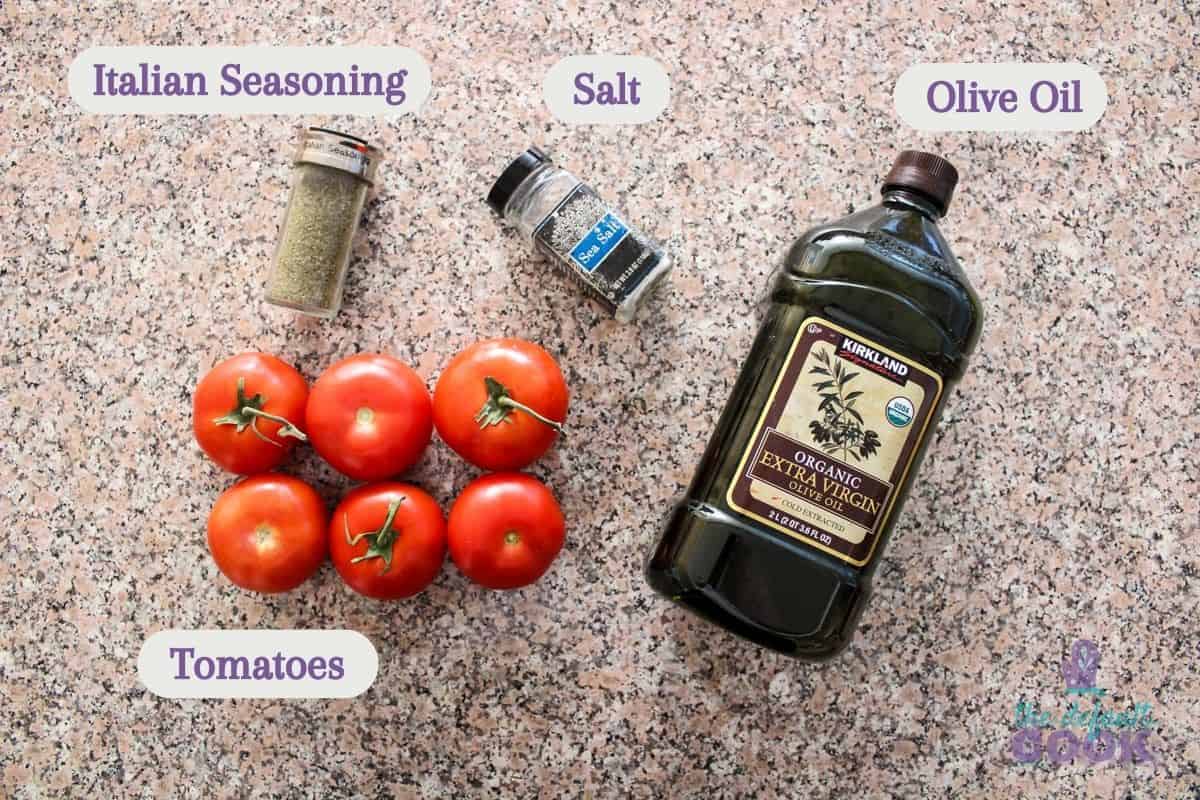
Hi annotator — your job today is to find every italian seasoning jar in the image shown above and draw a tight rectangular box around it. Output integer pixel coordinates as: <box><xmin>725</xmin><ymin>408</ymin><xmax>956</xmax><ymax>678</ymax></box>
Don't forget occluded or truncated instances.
<box><xmin>264</xmin><ymin>127</ymin><xmax>382</xmax><ymax>317</ymax></box>
<box><xmin>486</xmin><ymin>147</ymin><xmax>672</xmax><ymax>322</ymax></box>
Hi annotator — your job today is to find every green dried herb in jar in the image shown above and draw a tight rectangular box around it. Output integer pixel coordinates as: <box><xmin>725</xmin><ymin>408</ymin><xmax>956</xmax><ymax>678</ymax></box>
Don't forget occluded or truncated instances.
<box><xmin>265</xmin><ymin>127</ymin><xmax>382</xmax><ymax>318</ymax></box>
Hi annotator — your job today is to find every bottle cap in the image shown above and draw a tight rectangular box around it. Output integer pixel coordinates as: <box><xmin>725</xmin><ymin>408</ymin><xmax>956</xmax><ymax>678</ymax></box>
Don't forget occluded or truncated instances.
<box><xmin>486</xmin><ymin>146</ymin><xmax>550</xmax><ymax>215</ymax></box>
<box><xmin>295</xmin><ymin>127</ymin><xmax>382</xmax><ymax>184</ymax></box>
<box><xmin>882</xmin><ymin>150</ymin><xmax>958</xmax><ymax>215</ymax></box>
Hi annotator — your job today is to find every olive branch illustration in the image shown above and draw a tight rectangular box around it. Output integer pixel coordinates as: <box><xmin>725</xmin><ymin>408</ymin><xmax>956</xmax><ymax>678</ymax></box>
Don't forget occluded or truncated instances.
<box><xmin>807</xmin><ymin>347</ymin><xmax>881</xmax><ymax>462</ymax></box>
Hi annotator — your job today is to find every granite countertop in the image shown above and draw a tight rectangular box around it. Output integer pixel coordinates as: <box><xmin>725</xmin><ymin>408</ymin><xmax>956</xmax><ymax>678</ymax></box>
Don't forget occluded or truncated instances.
<box><xmin>2</xmin><ymin>2</ymin><xmax>1197</xmax><ymax>798</ymax></box>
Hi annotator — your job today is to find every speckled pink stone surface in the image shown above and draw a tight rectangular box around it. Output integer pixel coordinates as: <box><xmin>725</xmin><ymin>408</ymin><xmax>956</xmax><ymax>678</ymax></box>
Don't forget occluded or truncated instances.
<box><xmin>2</xmin><ymin>2</ymin><xmax>1198</xmax><ymax>798</ymax></box>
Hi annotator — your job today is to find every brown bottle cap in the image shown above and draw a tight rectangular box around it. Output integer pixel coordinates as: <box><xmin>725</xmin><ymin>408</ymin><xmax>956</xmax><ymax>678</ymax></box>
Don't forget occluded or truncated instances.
<box><xmin>882</xmin><ymin>150</ymin><xmax>959</xmax><ymax>214</ymax></box>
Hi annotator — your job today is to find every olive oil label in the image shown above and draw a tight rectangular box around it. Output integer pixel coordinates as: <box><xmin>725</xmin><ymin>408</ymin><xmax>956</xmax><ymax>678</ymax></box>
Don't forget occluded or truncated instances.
<box><xmin>727</xmin><ymin>317</ymin><xmax>942</xmax><ymax>566</ymax></box>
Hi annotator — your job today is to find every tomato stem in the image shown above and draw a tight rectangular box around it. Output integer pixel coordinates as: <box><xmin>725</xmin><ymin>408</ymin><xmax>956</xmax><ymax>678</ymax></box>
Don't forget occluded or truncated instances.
<box><xmin>212</xmin><ymin>376</ymin><xmax>307</xmax><ymax>446</ymax></box>
<box><xmin>344</xmin><ymin>498</ymin><xmax>405</xmax><ymax>574</ymax></box>
<box><xmin>475</xmin><ymin>376</ymin><xmax>565</xmax><ymax>436</ymax></box>
<box><xmin>243</xmin><ymin>407</ymin><xmax>308</xmax><ymax>442</ymax></box>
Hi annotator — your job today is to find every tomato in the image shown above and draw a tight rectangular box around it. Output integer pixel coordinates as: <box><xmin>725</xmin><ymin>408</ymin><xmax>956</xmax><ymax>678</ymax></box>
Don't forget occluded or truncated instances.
<box><xmin>192</xmin><ymin>352</ymin><xmax>309</xmax><ymax>474</ymax></box>
<box><xmin>329</xmin><ymin>483</ymin><xmax>446</xmax><ymax>599</ymax></box>
<box><xmin>206</xmin><ymin>474</ymin><xmax>328</xmax><ymax>593</ymax></box>
<box><xmin>447</xmin><ymin>473</ymin><xmax>566</xmax><ymax>590</ymax></box>
<box><xmin>306</xmin><ymin>354</ymin><xmax>433</xmax><ymax>481</ymax></box>
<box><xmin>433</xmin><ymin>338</ymin><xmax>568</xmax><ymax>471</ymax></box>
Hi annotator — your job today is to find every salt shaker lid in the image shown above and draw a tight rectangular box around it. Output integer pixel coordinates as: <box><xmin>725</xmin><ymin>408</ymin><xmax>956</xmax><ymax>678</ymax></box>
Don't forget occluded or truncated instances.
<box><xmin>486</xmin><ymin>146</ymin><xmax>550</xmax><ymax>215</ymax></box>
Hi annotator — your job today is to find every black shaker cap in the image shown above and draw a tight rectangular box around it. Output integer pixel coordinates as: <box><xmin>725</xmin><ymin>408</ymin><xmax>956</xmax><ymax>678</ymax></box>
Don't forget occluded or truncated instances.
<box><xmin>486</xmin><ymin>146</ymin><xmax>550</xmax><ymax>215</ymax></box>
<box><xmin>882</xmin><ymin>150</ymin><xmax>959</xmax><ymax>215</ymax></box>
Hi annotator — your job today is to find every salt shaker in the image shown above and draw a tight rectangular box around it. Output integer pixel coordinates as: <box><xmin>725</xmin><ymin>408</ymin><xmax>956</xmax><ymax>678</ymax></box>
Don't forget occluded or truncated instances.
<box><xmin>487</xmin><ymin>146</ymin><xmax>672</xmax><ymax>322</ymax></box>
<box><xmin>264</xmin><ymin>127</ymin><xmax>382</xmax><ymax>318</ymax></box>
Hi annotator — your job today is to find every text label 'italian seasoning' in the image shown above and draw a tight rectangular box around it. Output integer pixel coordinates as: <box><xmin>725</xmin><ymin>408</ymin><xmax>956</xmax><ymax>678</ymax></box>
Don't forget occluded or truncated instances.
<box><xmin>68</xmin><ymin>47</ymin><xmax>432</xmax><ymax>115</ymax></box>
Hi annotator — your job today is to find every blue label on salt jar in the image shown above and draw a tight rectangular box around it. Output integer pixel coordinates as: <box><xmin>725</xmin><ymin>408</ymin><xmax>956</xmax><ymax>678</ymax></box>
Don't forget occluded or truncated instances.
<box><xmin>569</xmin><ymin>212</ymin><xmax>629</xmax><ymax>273</ymax></box>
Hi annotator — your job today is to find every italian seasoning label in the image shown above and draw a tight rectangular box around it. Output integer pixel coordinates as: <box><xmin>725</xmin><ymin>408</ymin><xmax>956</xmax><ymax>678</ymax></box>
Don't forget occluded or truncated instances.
<box><xmin>726</xmin><ymin>317</ymin><xmax>943</xmax><ymax>567</ymax></box>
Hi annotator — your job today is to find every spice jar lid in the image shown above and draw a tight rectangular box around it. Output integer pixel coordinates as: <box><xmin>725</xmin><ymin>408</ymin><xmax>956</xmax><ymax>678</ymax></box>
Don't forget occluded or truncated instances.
<box><xmin>295</xmin><ymin>127</ymin><xmax>383</xmax><ymax>184</ymax></box>
<box><xmin>486</xmin><ymin>146</ymin><xmax>550</xmax><ymax>215</ymax></box>
<box><xmin>882</xmin><ymin>150</ymin><xmax>958</xmax><ymax>215</ymax></box>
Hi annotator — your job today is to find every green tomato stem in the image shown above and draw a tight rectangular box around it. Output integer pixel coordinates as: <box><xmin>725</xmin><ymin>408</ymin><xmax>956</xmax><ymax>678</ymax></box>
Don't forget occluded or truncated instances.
<box><xmin>211</xmin><ymin>376</ymin><xmax>307</xmax><ymax>446</ymax></box>
<box><xmin>474</xmin><ymin>376</ymin><xmax>566</xmax><ymax>437</ymax></box>
<box><xmin>242</xmin><ymin>406</ymin><xmax>308</xmax><ymax>442</ymax></box>
<box><xmin>345</xmin><ymin>498</ymin><xmax>405</xmax><ymax>574</ymax></box>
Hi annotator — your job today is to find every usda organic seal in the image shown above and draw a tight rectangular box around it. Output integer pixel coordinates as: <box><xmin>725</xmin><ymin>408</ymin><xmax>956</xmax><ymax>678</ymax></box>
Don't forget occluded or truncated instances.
<box><xmin>885</xmin><ymin>396</ymin><xmax>914</xmax><ymax>427</ymax></box>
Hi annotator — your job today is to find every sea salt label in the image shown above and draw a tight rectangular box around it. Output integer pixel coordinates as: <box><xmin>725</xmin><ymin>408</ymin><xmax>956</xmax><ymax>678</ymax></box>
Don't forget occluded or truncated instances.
<box><xmin>569</xmin><ymin>212</ymin><xmax>629</xmax><ymax>273</ymax></box>
<box><xmin>532</xmin><ymin>185</ymin><xmax>664</xmax><ymax>316</ymax></box>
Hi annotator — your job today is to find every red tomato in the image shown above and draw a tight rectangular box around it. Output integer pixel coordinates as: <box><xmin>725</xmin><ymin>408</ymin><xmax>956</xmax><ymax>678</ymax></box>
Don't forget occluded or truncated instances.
<box><xmin>433</xmin><ymin>338</ymin><xmax>568</xmax><ymax>471</ymax></box>
<box><xmin>330</xmin><ymin>483</ymin><xmax>447</xmax><ymax>599</ymax></box>
<box><xmin>192</xmin><ymin>352</ymin><xmax>309</xmax><ymax>474</ymax></box>
<box><xmin>306</xmin><ymin>354</ymin><xmax>433</xmax><ymax>481</ymax></box>
<box><xmin>447</xmin><ymin>473</ymin><xmax>566</xmax><ymax>590</ymax></box>
<box><xmin>207</xmin><ymin>474</ymin><xmax>328</xmax><ymax>593</ymax></box>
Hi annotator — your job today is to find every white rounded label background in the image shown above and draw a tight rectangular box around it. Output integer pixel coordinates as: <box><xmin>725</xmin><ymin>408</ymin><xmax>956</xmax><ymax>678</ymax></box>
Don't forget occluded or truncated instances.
<box><xmin>69</xmin><ymin>46</ymin><xmax>431</xmax><ymax>115</ymax></box>
<box><xmin>138</xmin><ymin>629</ymin><xmax>378</xmax><ymax>699</ymax></box>
<box><xmin>544</xmin><ymin>55</ymin><xmax>670</xmax><ymax>124</ymax></box>
<box><xmin>894</xmin><ymin>63</ymin><xmax>1107</xmax><ymax>131</ymax></box>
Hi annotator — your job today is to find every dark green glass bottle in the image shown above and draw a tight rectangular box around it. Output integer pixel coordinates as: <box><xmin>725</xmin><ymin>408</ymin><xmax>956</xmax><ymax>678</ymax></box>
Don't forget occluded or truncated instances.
<box><xmin>646</xmin><ymin>151</ymin><xmax>983</xmax><ymax>660</ymax></box>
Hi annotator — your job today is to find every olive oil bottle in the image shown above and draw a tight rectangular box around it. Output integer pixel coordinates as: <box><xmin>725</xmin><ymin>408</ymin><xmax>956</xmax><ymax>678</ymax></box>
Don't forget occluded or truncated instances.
<box><xmin>646</xmin><ymin>151</ymin><xmax>983</xmax><ymax>660</ymax></box>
